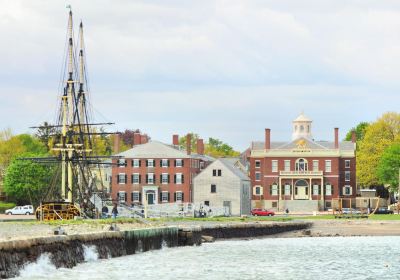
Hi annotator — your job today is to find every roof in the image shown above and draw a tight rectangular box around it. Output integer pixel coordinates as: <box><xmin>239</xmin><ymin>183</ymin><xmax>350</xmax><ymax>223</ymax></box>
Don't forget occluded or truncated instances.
<box><xmin>293</xmin><ymin>112</ymin><xmax>312</xmax><ymax>122</ymax></box>
<box><xmin>251</xmin><ymin>137</ymin><xmax>355</xmax><ymax>151</ymax></box>
<box><xmin>218</xmin><ymin>158</ymin><xmax>250</xmax><ymax>181</ymax></box>
<box><xmin>115</xmin><ymin>140</ymin><xmax>215</xmax><ymax>161</ymax></box>
<box><xmin>115</xmin><ymin>141</ymin><xmax>190</xmax><ymax>158</ymax></box>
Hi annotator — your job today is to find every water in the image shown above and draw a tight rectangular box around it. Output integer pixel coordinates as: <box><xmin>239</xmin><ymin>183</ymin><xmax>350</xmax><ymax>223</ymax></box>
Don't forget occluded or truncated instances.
<box><xmin>16</xmin><ymin>237</ymin><xmax>400</xmax><ymax>280</ymax></box>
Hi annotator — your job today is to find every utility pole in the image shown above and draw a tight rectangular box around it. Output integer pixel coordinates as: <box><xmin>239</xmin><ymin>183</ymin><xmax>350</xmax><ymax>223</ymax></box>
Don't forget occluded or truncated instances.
<box><xmin>398</xmin><ymin>167</ymin><xmax>400</xmax><ymax>214</ymax></box>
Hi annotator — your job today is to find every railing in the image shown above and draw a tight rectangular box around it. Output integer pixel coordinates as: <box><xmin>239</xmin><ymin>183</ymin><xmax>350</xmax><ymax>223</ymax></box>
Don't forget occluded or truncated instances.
<box><xmin>279</xmin><ymin>171</ymin><xmax>323</xmax><ymax>176</ymax></box>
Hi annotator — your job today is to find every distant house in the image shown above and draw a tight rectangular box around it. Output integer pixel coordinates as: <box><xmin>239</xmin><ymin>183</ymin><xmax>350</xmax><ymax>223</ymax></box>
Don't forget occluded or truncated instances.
<box><xmin>193</xmin><ymin>158</ymin><xmax>251</xmax><ymax>216</ymax></box>
<box><xmin>111</xmin><ymin>135</ymin><xmax>213</xmax><ymax>205</ymax></box>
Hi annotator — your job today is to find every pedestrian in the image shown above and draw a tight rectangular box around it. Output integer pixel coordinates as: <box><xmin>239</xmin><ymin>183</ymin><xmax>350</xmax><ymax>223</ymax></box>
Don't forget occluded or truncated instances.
<box><xmin>102</xmin><ymin>205</ymin><xmax>109</xmax><ymax>219</ymax></box>
<box><xmin>112</xmin><ymin>203</ymin><xmax>118</xmax><ymax>219</ymax></box>
<box><xmin>285</xmin><ymin>208</ymin><xmax>289</xmax><ymax>217</ymax></box>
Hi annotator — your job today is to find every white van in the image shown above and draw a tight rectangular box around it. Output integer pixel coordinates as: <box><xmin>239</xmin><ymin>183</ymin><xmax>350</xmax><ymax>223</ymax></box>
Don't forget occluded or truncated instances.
<box><xmin>5</xmin><ymin>205</ymin><xmax>34</xmax><ymax>215</ymax></box>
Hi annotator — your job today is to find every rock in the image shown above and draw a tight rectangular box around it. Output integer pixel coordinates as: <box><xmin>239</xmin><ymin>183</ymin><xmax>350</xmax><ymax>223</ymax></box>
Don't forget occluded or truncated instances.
<box><xmin>54</xmin><ymin>226</ymin><xmax>66</xmax><ymax>235</ymax></box>
<box><xmin>302</xmin><ymin>229</ymin><xmax>311</xmax><ymax>236</ymax></box>
<box><xmin>109</xmin><ymin>223</ymin><xmax>119</xmax><ymax>231</ymax></box>
<box><xmin>201</xmin><ymin>235</ymin><xmax>215</xmax><ymax>243</ymax></box>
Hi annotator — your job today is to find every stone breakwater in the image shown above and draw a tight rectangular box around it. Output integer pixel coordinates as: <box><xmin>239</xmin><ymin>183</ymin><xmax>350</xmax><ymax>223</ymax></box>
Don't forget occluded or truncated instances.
<box><xmin>0</xmin><ymin>222</ymin><xmax>310</xmax><ymax>278</ymax></box>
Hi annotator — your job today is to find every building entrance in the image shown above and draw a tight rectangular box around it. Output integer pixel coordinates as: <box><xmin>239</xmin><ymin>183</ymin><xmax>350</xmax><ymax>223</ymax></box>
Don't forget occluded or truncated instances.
<box><xmin>295</xmin><ymin>180</ymin><xmax>309</xmax><ymax>200</ymax></box>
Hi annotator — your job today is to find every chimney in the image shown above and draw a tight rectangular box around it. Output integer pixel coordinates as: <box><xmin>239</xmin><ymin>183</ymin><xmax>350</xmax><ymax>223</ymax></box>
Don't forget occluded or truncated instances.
<box><xmin>113</xmin><ymin>133</ymin><xmax>120</xmax><ymax>154</ymax></box>
<box><xmin>133</xmin><ymin>133</ymin><xmax>141</xmax><ymax>146</ymax></box>
<box><xmin>197</xmin><ymin>139</ymin><xmax>204</xmax><ymax>155</ymax></box>
<box><xmin>334</xmin><ymin>128</ymin><xmax>339</xmax><ymax>149</ymax></box>
<box><xmin>351</xmin><ymin>130</ymin><xmax>356</xmax><ymax>143</ymax></box>
<box><xmin>173</xmin><ymin>134</ymin><xmax>179</xmax><ymax>146</ymax></box>
<box><xmin>140</xmin><ymin>134</ymin><xmax>149</xmax><ymax>144</ymax></box>
<box><xmin>186</xmin><ymin>134</ymin><xmax>191</xmax><ymax>155</ymax></box>
<box><xmin>265</xmin><ymin>128</ymin><xmax>271</xmax><ymax>150</ymax></box>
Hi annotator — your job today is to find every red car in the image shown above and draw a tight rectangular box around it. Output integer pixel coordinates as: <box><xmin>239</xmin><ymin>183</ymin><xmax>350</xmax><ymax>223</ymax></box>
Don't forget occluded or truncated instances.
<box><xmin>251</xmin><ymin>208</ymin><xmax>275</xmax><ymax>216</ymax></box>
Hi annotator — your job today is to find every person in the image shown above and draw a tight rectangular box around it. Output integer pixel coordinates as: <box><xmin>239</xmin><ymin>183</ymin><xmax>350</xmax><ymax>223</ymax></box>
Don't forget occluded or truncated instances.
<box><xmin>102</xmin><ymin>205</ymin><xmax>109</xmax><ymax>219</ymax></box>
<box><xmin>285</xmin><ymin>208</ymin><xmax>289</xmax><ymax>216</ymax></box>
<box><xmin>111</xmin><ymin>204</ymin><xmax>118</xmax><ymax>219</ymax></box>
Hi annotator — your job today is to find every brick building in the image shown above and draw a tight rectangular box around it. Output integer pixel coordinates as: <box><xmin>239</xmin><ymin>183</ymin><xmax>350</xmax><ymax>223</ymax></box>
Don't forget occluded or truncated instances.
<box><xmin>111</xmin><ymin>135</ymin><xmax>213</xmax><ymax>205</ymax></box>
<box><xmin>249</xmin><ymin>113</ymin><xmax>356</xmax><ymax>212</ymax></box>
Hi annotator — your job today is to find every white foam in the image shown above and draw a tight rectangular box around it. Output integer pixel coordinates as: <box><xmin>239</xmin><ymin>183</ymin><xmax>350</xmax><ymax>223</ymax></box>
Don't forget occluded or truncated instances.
<box><xmin>83</xmin><ymin>245</ymin><xmax>98</xmax><ymax>262</ymax></box>
<box><xmin>18</xmin><ymin>253</ymin><xmax>57</xmax><ymax>278</ymax></box>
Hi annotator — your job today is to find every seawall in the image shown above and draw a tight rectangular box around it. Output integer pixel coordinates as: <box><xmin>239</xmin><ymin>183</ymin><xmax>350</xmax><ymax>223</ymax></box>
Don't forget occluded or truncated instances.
<box><xmin>0</xmin><ymin>222</ymin><xmax>310</xmax><ymax>278</ymax></box>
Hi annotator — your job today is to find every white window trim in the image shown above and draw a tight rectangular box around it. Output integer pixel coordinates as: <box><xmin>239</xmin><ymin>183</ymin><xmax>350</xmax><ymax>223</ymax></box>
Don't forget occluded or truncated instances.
<box><xmin>162</xmin><ymin>173</ymin><xmax>169</xmax><ymax>184</ymax></box>
<box><xmin>345</xmin><ymin>171</ymin><xmax>351</xmax><ymax>182</ymax></box>
<box><xmin>161</xmin><ymin>159</ymin><xmax>169</xmax><ymax>168</ymax></box>
<box><xmin>312</xmin><ymin>185</ymin><xmax>319</xmax><ymax>195</ymax></box>
<box><xmin>132</xmin><ymin>191</ymin><xmax>140</xmax><ymax>202</ymax></box>
<box><xmin>272</xmin><ymin>160</ymin><xmax>278</xmax><ymax>173</ymax></box>
<box><xmin>176</xmin><ymin>191</ymin><xmax>183</xmax><ymax>202</ymax></box>
<box><xmin>284</xmin><ymin>184</ymin><xmax>291</xmax><ymax>195</ymax></box>
<box><xmin>343</xmin><ymin>185</ymin><xmax>352</xmax><ymax>196</ymax></box>
<box><xmin>255</xmin><ymin>171</ymin><xmax>261</xmax><ymax>181</ymax></box>
<box><xmin>255</xmin><ymin>160</ymin><xmax>261</xmax><ymax>169</ymax></box>
<box><xmin>118</xmin><ymin>173</ymin><xmax>126</xmax><ymax>185</ymax></box>
<box><xmin>118</xmin><ymin>159</ymin><xmax>126</xmax><ymax>168</ymax></box>
<box><xmin>147</xmin><ymin>173</ymin><xmax>154</xmax><ymax>184</ymax></box>
<box><xmin>345</xmin><ymin>160</ymin><xmax>350</xmax><ymax>169</ymax></box>
<box><xmin>132</xmin><ymin>159</ymin><xmax>140</xmax><ymax>168</ymax></box>
<box><xmin>176</xmin><ymin>159</ymin><xmax>183</xmax><ymax>167</ymax></box>
<box><xmin>161</xmin><ymin>191</ymin><xmax>169</xmax><ymax>202</ymax></box>
<box><xmin>325</xmin><ymin>184</ymin><xmax>332</xmax><ymax>196</ymax></box>
<box><xmin>271</xmin><ymin>184</ymin><xmax>278</xmax><ymax>196</ymax></box>
<box><xmin>176</xmin><ymin>173</ymin><xmax>183</xmax><ymax>185</ymax></box>
<box><xmin>325</xmin><ymin>160</ymin><xmax>332</xmax><ymax>173</ymax></box>
<box><xmin>118</xmin><ymin>191</ymin><xmax>126</xmax><ymax>201</ymax></box>
<box><xmin>147</xmin><ymin>159</ymin><xmax>154</xmax><ymax>167</ymax></box>
<box><xmin>313</xmin><ymin>160</ymin><xmax>319</xmax><ymax>171</ymax></box>
<box><xmin>284</xmin><ymin>160</ymin><xmax>290</xmax><ymax>172</ymax></box>
<box><xmin>132</xmin><ymin>173</ymin><xmax>140</xmax><ymax>185</ymax></box>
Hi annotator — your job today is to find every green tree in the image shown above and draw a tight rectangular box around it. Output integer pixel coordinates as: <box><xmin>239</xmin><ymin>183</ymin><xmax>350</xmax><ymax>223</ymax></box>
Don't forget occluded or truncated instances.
<box><xmin>179</xmin><ymin>133</ymin><xmax>200</xmax><ymax>152</ymax></box>
<box><xmin>345</xmin><ymin>122</ymin><xmax>370</xmax><ymax>142</ymax></box>
<box><xmin>357</xmin><ymin>112</ymin><xmax>400</xmax><ymax>187</ymax></box>
<box><xmin>35</xmin><ymin>122</ymin><xmax>56</xmax><ymax>151</ymax></box>
<box><xmin>377</xmin><ymin>143</ymin><xmax>400</xmax><ymax>193</ymax></box>
<box><xmin>4</xmin><ymin>153</ymin><xmax>55</xmax><ymax>206</ymax></box>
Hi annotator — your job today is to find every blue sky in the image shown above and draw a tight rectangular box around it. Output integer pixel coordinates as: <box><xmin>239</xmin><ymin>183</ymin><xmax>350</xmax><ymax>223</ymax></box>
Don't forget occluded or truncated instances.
<box><xmin>1</xmin><ymin>0</ymin><xmax>400</xmax><ymax>150</ymax></box>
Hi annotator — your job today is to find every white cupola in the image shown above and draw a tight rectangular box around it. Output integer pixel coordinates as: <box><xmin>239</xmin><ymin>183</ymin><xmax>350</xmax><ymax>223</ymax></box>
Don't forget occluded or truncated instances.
<box><xmin>292</xmin><ymin>112</ymin><xmax>313</xmax><ymax>140</ymax></box>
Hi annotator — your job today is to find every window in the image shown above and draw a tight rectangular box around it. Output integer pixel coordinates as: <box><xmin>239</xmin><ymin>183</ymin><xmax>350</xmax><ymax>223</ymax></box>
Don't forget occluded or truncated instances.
<box><xmin>213</xmin><ymin>169</ymin><xmax>217</xmax><ymax>176</ymax></box>
<box><xmin>117</xmin><ymin>159</ymin><xmax>127</xmax><ymax>167</ymax></box>
<box><xmin>284</xmin><ymin>160</ymin><xmax>290</xmax><ymax>171</ymax></box>
<box><xmin>270</xmin><ymin>184</ymin><xmax>278</xmax><ymax>196</ymax></box>
<box><xmin>118</xmin><ymin>191</ymin><xmax>127</xmax><ymax>202</ymax></box>
<box><xmin>345</xmin><ymin>171</ymin><xmax>350</xmax><ymax>181</ymax></box>
<box><xmin>161</xmin><ymin>159</ymin><xmax>169</xmax><ymax>168</ymax></box>
<box><xmin>345</xmin><ymin>160</ymin><xmax>350</xmax><ymax>168</ymax></box>
<box><xmin>284</xmin><ymin>184</ymin><xmax>291</xmax><ymax>195</ymax></box>
<box><xmin>255</xmin><ymin>160</ymin><xmax>261</xmax><ymax>168</ymax></box>
<box><xmin>204</xmin><ymin>201</ymin><xmax>210</xmax><ymax>206</ymax></box>
<box><xmin>325</xmin><ymin>160</ymin><xmax>332</xmax><ymax>172</ymax></box>
<box><xmin>175</xmin><ymin>173</ymin><xmax>183</xmax><ymax>184</ymax></box>
<box><xmin>255</xmin><ymin>172</ymin><xmax>261</xmax><ymax>181</ymax></box>
<box><xmin>218</xmin><ymin>169</ymin><xmax>222</xmax><ymax>176</ymax></box>
<box><xmin>254</xmin><ymin>186</ymin><xmax>261</xmax><ymax>195</ymax></box>
<box><xmin>161</xmin><ymin>191</ymin><xmax>169</xmax><ymax>202</ymax></box>
<box><xmin>147</xmin><ymin>173</ymin><xmax>154</xmax><ymax>184</ymax></box>
<box><xmin>313</xmin><ymin>185</ymin><xmax>319</xmax><ymax>195</ymax></box>
<box><xmin>295</xmin><ymin>158</ymin><xmax>308</xmax><ymax>171</ymax></box>
<box><xmin>132</xmin><ymin>159</ymin><xmax>140</xmax><ymax>168</ymax></box>
<box><xmin>161</xmin><ymin>173</ymin><xmax>169</xmax><ymax>184</ymax></box>
<box><xmin>175</xmin><ymin>191</ymin><xmax>183</xmax><ymax>202</ymax></box>
<box><xmin>132</xmin><ymin>173</ymin><xmax>140</xmax><ymax>184</ymax></box>
<box><xmin>175</xmin><ymin>159</ymin><xmax>183</xmax><ymax>167</ymax></box>
<box><xmin>272</xmin><ymin>160</ymin><xmax>278</xmax><ymax>172</ymax></box>
<box><xmin>211</xmin><ymin>184</ymin><xmax>216</xmax><ymax>193</ymax></box>
<box><xmin>313</xmin><ymin>160</ymin><xmax>319</xmax><ymax>171</ymax></box>
<box><xmin>325</xmin><ymin>184</ymin><xmax>332</xmax><ymax>196</ymax></box>
<box><xmin>200</xmin><ymin>162</ymin><xmax>204</xmax><ymax>170</ymax></box>
<box><xmin>212</xmin><ymin>169</ymin><xmax>222</xmax><ymax>177</ymax></box>
<box><xmin>147</xmin><ymin>159</ymin><xmax>154</xmax><ymax>167</ymax></box>
<box><xmin>132</xmin><ymin>191</ymin><xmax>140</xmax><ymax>202</ymax></box>
<box><xmin>343</xmin><ymin>185</ymin><xmax>352</xmax><ymax>195</ymax></box>
<box><xmin>118</xmin><ymin>173</ymin><xmax>126</xmax><ymax>184</ymax></box>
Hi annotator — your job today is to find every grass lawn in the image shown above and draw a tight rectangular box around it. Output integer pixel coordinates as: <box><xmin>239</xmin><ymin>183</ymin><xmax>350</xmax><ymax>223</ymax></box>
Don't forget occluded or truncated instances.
<box><xmin>149</xmin><ymin>216</ymin><xmax>293</xmax><ymax>223</ymax></box>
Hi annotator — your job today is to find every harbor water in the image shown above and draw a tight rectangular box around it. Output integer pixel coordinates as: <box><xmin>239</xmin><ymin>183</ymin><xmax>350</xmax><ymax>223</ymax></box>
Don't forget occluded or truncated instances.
<box><xmin>16</xmin><ymin>236</ymin><xmax>400</xmax><ymax>280</ymax></box>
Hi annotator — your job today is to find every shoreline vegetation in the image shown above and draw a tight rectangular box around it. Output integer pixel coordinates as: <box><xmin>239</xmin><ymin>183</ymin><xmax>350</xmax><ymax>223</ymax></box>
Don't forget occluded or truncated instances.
<box><xmin>1</xmin><ymin>215</ymin><xmax>400</xmax><ymax>242</ymax></box>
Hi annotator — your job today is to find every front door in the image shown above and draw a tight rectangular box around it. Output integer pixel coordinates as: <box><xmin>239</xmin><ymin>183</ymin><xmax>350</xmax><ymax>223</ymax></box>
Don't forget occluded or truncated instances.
<box><xmin>296</xmin><ymin>186</ymin><xmax>308</xmax><ymax>200</ymax></box>
<box><xmin>147</xmin><ymin>192</ymin><xmax>155</xmax><ymax>205</ymax></box>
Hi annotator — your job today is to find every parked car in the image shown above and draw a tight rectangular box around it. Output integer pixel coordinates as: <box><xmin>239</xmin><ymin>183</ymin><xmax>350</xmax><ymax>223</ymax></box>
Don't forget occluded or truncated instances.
<box><xmin>5</xmin><ymin>205</ymin><xmax>34</xmax><ymax>215</ymax></box>
<box><xmin>374</xmin><ymin>207</ymin><xmax>394</xmax><ymax>214</ymax></box>
<box><xmin>251</xmin><ymin>208</ymin><xmax>275</xmax><ymax>216</ymax></box>
<box><xmin>341</xmin><ymin>208</ymin><xmax>361</xmax><ymax>215</ymax></box>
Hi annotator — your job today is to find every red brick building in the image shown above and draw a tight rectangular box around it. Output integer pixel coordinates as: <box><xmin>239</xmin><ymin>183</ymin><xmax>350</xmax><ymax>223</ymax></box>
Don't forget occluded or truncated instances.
<box><xmin>111</xmin><ymin>135</ymin><xmax>213</xmax><ymax>205</ymax></box>
<box><xmin>249</xmin><ymin>113</ymin><xmax>356</xmax><ymax>211</ymax></box>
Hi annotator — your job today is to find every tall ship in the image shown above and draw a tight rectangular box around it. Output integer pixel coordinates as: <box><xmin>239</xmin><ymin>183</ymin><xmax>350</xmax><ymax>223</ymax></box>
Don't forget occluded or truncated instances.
<box><xmin>29</xmin><ymin>8</ymin><xmax>113</xmax><ymax>220</ymax></box>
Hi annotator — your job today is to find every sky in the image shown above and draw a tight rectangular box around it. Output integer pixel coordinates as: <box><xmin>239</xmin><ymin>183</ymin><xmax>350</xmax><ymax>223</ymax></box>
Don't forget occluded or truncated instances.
<box><xmin>1</xmin><ymin>0</ymin><xmax>400</xmax><ymax>151</ymax></box>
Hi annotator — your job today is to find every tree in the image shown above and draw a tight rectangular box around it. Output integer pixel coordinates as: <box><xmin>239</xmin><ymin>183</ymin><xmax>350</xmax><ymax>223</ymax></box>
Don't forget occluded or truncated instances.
<box><xmin>345</xmin><ymin>122</ymin><xmax>370</xmax><ymax>142</ymax></box>
<box><xmin>179</xmin><ymin>133</ymin><xmax>240</xmax><ymax>157</ymax></box>
<box><xmin>377</xmin><ymin>143</ymin><xmax>400</xmax><ymax>193</ymax></box>
<box><xmin>357</xmin><ymin>112</ymin><xmax>400</xmax><ymax>187</ymax></box>
<box><xmin>4</xmin><ymin>153</ymin><xmax>55</xmax><ymax>206</ymax></box>
<box><xmin>179</xmin><ymin>133</ymin><xmax>200</xmax><ymax>152</ymax></box>
<box><xmin>35</xmin><ymin>122</ymin><xmax>57</xmax><ymax>151</ymax></box>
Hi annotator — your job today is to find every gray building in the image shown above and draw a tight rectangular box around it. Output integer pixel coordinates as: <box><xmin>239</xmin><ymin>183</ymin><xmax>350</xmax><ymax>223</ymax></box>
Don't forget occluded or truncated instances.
<box><xmin>193</xmin><ymin>158</ymin><xmax>251</xmax><ymax>216</ymax></box>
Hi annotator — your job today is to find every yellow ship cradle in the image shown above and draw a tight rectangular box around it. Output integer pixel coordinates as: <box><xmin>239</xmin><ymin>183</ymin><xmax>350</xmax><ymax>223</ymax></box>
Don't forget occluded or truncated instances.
<box><xmin>36</xmin><ymin>202</ymin><xmax>80</xmax><ymax>221</ymax></box>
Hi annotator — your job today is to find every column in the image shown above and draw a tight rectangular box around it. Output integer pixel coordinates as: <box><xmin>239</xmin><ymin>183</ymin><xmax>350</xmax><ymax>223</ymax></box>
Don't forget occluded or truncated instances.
<box><xmin>321</xmin><ymin>176</ymin><xmax>324</xmax><ymax>206</ymax></box>
<box><xmin>309</xmin><ymin>177</ymin><xmax>312</xmax><ymax>200</ymax></box>
<box><xmin>291</xmin><ymin>178</ymin><xmax>294</xmax><ymax>200</ymax></box>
